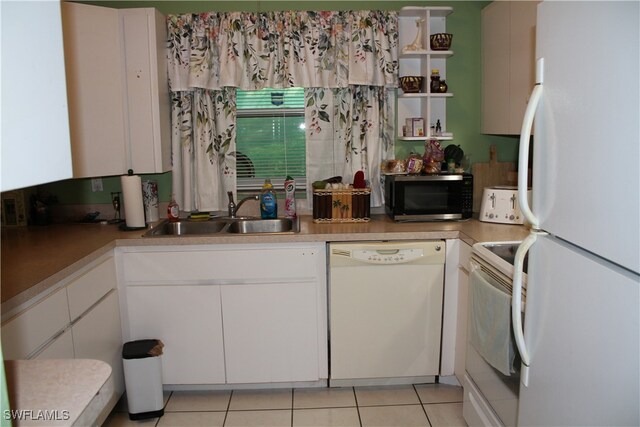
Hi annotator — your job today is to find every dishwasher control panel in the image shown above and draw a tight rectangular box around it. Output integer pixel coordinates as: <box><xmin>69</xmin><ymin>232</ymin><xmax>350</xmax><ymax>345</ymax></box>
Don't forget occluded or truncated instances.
<box><xmin>351</xmin><ymin>248</ymin><xmax>423</xmax><ymax>264</ymax></box>
<box><xmin>330</xmin><ymin>241</ymin><xmax>444</xmax><ymax>265</ymax></box>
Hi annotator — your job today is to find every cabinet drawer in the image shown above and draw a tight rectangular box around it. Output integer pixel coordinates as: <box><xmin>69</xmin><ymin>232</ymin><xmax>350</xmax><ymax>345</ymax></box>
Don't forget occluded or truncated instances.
<box><xmin>122</xmin><ymin>246</ymin><xmax>322</xmax><ymax>284</ymax></box>
<box><xmin>67</xmin><ymin>257</ymin><xmax>117</xmax><ymax>321</ymax></box>
<box><xmin>33</xmin><ymin>328</ymin><xmax>75</xmax><ymax>360</ymax></box>
<box><xmin>2</xmin><ymin>288</ymin><xmax>70</xmax><ymax>359</ymax></box>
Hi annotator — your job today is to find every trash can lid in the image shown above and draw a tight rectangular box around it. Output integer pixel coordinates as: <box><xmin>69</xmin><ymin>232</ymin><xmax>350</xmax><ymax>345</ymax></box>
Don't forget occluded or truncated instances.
<box><xmin>122</xmin><ymin>339</ymin><xmax>164</xmax><ymax>359</ymax></box>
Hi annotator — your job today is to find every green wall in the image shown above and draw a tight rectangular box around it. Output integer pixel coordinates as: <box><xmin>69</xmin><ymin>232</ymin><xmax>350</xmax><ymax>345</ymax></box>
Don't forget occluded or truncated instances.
<box><xmin>37</xmin><ymin>0</ymin><xmax>518</xmax><ymax>205</ymax></box>
<box><xmin>36</xmin><ymin>172</ymin><xmax>173</xmax><ymax>205</ymax></box>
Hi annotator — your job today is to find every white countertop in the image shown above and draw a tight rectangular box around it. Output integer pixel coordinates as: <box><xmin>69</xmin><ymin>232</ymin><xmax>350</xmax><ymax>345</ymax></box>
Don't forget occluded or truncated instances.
<box><xmin>4</xmin><ymin>359</ymin><xmax>115</xmax><ymax>426</ymax></box>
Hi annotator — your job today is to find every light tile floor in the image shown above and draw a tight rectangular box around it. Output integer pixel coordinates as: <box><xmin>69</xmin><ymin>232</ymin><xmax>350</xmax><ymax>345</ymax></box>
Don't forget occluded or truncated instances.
<box><xmin>103</xmin><ymin>384</ymin><xmax>466</xmax><ymax>427</ymax></box>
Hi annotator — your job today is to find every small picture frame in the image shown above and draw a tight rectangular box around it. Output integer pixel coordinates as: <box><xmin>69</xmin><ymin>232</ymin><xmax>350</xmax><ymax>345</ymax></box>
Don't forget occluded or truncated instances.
<box><xmin>1</xmin><ymin>190</ymin><xmax>27</xmax><ymax>226</ymax></box>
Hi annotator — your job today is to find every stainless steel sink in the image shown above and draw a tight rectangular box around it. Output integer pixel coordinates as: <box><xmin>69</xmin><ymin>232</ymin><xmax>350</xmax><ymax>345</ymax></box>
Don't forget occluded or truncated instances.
<box><xmin>144</xmin><ymin>219</ymin><xmax>228</xmax><ymax>236</ymax></box>
<box><xmin>226</xmin><ymin>218</ymin><xmax>298</xmax><ymax>234</ymax></box>
<box><xmin>143</xmin><ymin>217</ymin><xmax>299</xmax><ymax>237</ymax></box>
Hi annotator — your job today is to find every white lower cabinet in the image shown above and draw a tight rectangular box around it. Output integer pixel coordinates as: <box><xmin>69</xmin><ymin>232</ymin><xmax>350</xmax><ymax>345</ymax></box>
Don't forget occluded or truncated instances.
<box><xmin>72</xmin><ymin>290</ymin><xmax>125</xmax><ymax>396</ymax></box>
<box><xmin>119</xmin><ymin>243</ymin><xmax>327</xmax><ymax>386</ymax></box>
<box><xmin>1</xmin><ymin>256</ymin><xmax>124</xmax><ymax>399</ymax></box>
<box><xmin>222</xmin><ymin>281</ymin><xmax>319</xmax><ymax>383</ymax></box>
<box><xmin>126</xmin><ymin>285</ymin><xmax>225</xmax><ymax>385</ymax></box>
<box><xmin>455</xmin><ymin>241</ymin><xmax>472</xmax><ymax>382</ymax></box>
<box><xmin>34</xmin><ymin>328</ymin><xmax>74</xmax><ymax>360</ymax></box>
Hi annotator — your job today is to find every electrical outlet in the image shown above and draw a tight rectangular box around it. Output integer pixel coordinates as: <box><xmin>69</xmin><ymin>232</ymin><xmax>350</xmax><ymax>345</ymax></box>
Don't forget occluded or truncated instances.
<box><xmin>91</xmin><ymin>178</ymin><xmax>103</xmax><ymax>192</ymax></box>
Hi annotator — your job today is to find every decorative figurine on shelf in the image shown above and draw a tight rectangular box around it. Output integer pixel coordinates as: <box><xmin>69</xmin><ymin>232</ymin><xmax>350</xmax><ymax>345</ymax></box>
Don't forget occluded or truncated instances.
<box><xmin>402</xmin><ymin>18</ymin><xmax>426</xmax><ymax>53</ymax></box>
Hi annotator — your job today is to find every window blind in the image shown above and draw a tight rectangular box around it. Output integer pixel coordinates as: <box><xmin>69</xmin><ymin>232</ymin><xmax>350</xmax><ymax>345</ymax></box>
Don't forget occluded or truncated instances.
<box><xmin>236</xmin><ymin>88</ymin><xmax>306</xmax><ymax>190</ymax></box>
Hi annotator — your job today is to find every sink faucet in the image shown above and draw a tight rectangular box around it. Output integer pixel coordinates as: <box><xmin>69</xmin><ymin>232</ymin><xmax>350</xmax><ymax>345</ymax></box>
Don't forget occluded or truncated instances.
<box><xmin>227</xmin><ymin>191</ymin><xmax>259</xmax><ymax>218</ymax></box>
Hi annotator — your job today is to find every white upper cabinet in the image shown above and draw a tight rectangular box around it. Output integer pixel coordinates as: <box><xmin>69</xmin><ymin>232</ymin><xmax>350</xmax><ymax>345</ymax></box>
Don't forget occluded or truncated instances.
<box><xmin>62</xmin><ymin>3</ymin><xmax>126</xmax><ymax>178</ymax></box>
<box><xmin>481</xmin><ymin>1</ymin><xmax>538</xmax><ymax>135</ymax></box>
<box><xmin>1</xmin><ymin>0</ymin><xmax>73</xmax><ymax>192</ymax></box>
<box><xmin>62</xmin><ymin>3</ymin><xmax>171</xmax><ymax>178</ymax></box>
<box><xmin>120</xmin><ymin>9</ymin><xmax>172</xmax><ymax>175</ymax></box>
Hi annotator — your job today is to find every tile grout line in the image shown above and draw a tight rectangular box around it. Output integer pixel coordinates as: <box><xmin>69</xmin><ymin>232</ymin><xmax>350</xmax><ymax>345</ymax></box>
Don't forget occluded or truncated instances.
<box><xmin>290</xmin><ymin>388</ymin><xmax>295</xmax><ymax>427</ymax></box>
<box><xmin>352</xmin><ymin>387</ymin><xmax>363</xmax><ymax>427</ymax></box>
<box><xmin>155</xmin><ymin>390</ymin><xmax>173</xmax><ymax>427</ymax></box>
<box><xmin>414</xmin><ymin>384</ymin><xmax>433</xmax><ymax>427</ymax></box>
<box><xmin>222</xmin><ymin>389</ymin><xmax>233</xmax><ymax>426</ymax></box>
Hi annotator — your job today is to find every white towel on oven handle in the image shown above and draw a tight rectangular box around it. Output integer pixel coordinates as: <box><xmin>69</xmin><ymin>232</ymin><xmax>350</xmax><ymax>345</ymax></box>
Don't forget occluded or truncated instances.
<box><xmin>469</xmin><ymin>268</ymin><xmax>516</xmax><ymax>376</ymax></box>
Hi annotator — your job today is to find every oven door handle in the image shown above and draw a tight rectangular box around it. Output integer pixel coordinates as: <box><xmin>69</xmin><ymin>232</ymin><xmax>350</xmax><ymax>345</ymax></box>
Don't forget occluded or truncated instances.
<box><xmin>513</xmin><ymin>231</ymin><xmax>545</xmax><ymax>387</ymax></box>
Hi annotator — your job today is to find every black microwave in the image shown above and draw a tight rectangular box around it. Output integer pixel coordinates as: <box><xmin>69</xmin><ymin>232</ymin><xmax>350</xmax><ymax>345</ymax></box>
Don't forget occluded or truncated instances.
<box><xmin>384</xmin><ymin>173</ymin><xmax>473</xmax><ymax>221</ymax></box>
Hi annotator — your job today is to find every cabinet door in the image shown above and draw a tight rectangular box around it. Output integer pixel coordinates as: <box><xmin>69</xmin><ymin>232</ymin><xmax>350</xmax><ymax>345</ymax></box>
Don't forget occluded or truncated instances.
<box><xmin>62</xmin><ymin>2</ymin><xmax>127</xmax><ymax>178</ymax></box>
<box><xmin>508</xmin><ymin>1</ymin><xmax>537</xmax><ymax>133</ymax></box>
<box><xmin>72</xmin><ymin>290</ymin><xmax>125</xmax><ymax>396</ymax></box>
<box><xmin>119</xmin><ymin>8</ymin><xmax>171</xmax><ymax>174</ymax></box>
<box><xmin>481</xmin><ymin>1</ymin><xmax>538</xmax><ymax>135</ymax></box>
<box><xmin>1</xmin><ymin>0</ymin><xmax>73</xmax><ymax>191</ymax></box>
<box><xmin>481</xmin><ymin>1</ymin><xmax>511</xmax><ymax>134</ymax></box>
<box><xmin>221</xmin><ymin>282</ymin><xmax>319</xmax><ymax>384</ymax></box>
<box><xmin>34</xmin><ymin>328</ymin><xmax>75</xmax><ymax>360</ymax></box>
<box><xmin>126</xmin><ymin>285</ymin><xmax>225</xmax><ymax>385</ymax></box>
<box><xmin>454</xmin><ymin>241</ymin><xmax>471</xmax><ymax>382</ymax></box>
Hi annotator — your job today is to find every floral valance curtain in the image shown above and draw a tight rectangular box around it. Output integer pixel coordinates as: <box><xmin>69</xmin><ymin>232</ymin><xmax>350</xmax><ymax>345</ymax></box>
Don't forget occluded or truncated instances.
<box><xmin>167</xmin><ymin>11</ymin><xmax>398</xmax><ymax>91</ymax></box>
<box><xmin>167</xmin><ymin>10</ymin><xmax>398</xmax><ymax>212</ymax></box>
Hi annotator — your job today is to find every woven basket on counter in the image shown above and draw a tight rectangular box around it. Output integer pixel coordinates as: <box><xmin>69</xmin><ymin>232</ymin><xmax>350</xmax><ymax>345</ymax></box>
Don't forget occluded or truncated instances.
<box><xmin>312</xmin><ymin>188</ymin><xmax>371</xmax><ymax>223</ymax></box>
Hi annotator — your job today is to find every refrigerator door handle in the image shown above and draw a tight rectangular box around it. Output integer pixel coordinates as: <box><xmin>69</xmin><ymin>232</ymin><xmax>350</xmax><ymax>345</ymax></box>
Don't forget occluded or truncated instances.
<box><xmin>513</xmin><ymin>231</ymin><xmax>546</xmax><ymax>387</ymax></box>
<box><xmin>518</xmin><ymin>58</ymin><xmax>544</xmax><ymax>229</ymax></box>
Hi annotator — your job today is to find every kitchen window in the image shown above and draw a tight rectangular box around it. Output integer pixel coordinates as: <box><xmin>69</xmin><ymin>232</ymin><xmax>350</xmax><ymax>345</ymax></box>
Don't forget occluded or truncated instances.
<box><xmin>236</xmin><ymin>88</ymin><xmax>306</xmax><ymax>191</ymax></box>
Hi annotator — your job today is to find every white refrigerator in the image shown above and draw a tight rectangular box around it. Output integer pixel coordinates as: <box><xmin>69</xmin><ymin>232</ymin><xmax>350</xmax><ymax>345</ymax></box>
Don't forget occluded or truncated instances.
<box><xmin>513</xmin><ymin>1</ymin><xmax>639</xmax><ymax>426</ymax></box>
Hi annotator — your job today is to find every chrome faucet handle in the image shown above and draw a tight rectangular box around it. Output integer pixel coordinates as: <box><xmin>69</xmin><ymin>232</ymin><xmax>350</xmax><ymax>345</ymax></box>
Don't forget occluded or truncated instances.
<box><xmin>227</xmin><ymin>192</ymin><xmax>259</xmax><ymax>218</ymax></box>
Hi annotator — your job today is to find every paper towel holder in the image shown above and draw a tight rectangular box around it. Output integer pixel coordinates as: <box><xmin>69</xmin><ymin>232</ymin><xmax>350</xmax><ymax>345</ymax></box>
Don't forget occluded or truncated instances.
<box><xmin>109</xmin><ymin>192</ymin><xmax>123</xmax><ymax>223</ymax></box>
<box><xmin>118</xmin><ymin>169</ymin><xmax>148</xmax><ymax>231</ymax></box>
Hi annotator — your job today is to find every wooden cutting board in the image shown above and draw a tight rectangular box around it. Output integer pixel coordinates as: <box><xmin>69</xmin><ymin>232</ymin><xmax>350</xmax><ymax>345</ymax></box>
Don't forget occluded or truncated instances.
<box><xmin>471</xmin><ymin>145</ymin><xmax>516</xmax><ymax>213</ymax></box>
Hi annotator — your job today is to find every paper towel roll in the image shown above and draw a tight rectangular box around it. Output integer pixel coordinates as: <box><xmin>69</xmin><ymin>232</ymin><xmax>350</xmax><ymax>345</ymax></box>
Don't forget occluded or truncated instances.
<box><xmin>121</xmin><ymin>174</ymin><xmax>145</xmax><ymax>228</ymax></box>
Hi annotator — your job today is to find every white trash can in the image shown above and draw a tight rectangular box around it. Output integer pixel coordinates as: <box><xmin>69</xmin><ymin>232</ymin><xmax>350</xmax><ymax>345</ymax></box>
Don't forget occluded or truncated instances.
<box><xmin>122</xmin><ymin>339</ymin><xmax>164</xmax><ymax>420</ymax></box>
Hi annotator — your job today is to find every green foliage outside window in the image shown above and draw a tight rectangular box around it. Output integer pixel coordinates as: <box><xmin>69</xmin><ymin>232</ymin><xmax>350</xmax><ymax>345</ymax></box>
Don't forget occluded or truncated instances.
<box><xmin>236</xmin><ymin>88</ymin><xmax>306</xmax><ymax>181</ymax></box>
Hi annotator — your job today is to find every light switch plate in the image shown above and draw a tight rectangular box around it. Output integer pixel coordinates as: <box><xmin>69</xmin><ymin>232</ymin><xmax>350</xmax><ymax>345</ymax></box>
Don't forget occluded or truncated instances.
<box><xmin>91</xmin><ymin>178</ymin><xmax>103</xmax><ymax>192</ymax></box>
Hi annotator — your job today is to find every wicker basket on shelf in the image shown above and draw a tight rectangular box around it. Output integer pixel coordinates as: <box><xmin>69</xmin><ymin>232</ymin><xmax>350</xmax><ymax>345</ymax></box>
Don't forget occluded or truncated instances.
<box><xmin>430</xmin><ymin>33</ymin><xmax>453</xmax><ymax>50</ymax></box>
<box><xmin>399</xmin><ymin>76</ymin><xmax>423</xmax><ymax>93</ymax></box>
<box><xmin>312</xmin><ymin>188</ymin><xmax>371</xmax><ymax>223</ymax></box>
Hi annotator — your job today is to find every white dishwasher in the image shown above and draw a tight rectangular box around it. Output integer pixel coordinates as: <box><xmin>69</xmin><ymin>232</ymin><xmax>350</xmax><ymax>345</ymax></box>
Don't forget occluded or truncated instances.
<box><xmin>329</xmin><ymin>240</ymin><xmax>445</xmax><ymax>386</ymax></box>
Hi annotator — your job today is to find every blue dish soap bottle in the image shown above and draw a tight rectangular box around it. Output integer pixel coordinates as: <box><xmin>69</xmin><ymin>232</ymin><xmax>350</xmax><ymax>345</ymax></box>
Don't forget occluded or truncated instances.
<box><xmin>260</xmin><ymin>179</ymin><xmax>277</xmax><ymax>219</ymax></box>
